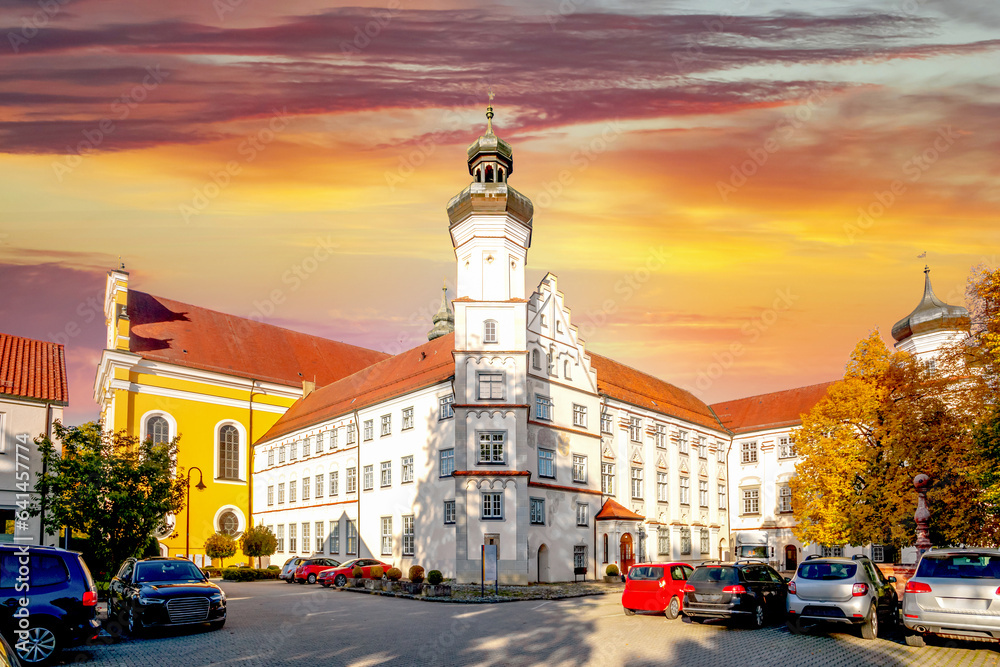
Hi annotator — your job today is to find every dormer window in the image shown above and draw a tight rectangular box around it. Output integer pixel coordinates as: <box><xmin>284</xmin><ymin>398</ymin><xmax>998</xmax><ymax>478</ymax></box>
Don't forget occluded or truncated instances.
<box><xmin>484</xmin><ymin>319</ymin><xmax>498</xmax><ymax>344</ymax></box>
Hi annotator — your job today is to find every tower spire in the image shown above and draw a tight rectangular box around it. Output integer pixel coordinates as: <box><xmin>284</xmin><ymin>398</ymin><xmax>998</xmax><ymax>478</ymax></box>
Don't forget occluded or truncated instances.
<box><xmin>486</xmin><ymin>89</ymin><xmax>495</xmax><ymax>135</ymax></box>
<box><xmin>427</xmin><ymin>281</ymin><xmax>455</xmax><ymax>341</ymax></box>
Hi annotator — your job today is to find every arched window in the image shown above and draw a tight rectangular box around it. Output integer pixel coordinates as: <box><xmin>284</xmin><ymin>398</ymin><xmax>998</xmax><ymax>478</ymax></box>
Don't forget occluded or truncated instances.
<box><xmin>218</xmin><ymin>510</ymin><xmax>239</xmax><ymax>536</ymax></box>
<box><xmin>532</xmin><ymin>349</ymin><xmax>541</xmax><ymax>370</ymax></box>
<box><xmin>485</xmin><ymin>165</ymin><xmax>494</xmax><ymax>182</ymax></box>
<box><xmin>498</xmin><ymin>168</ymin><xmax>505</xmax><ymax>182</ymax></box>
<box><xmin>219</xmin><ymin>425</ymin><xmax>240</xmax><ymax>480</ymax></box>
<box><xmin>475</xmin><ymin>168</ymin><xmax>482</xmax><ymax>182</ymax></box>
<box><xmin>484</xmin><ymin>319</ymin><xmax>498</xmax><ymax>344</ymax></box>
<box><xmin>564</xmin><ymin>360</ymin><xmax>572</xmax><ymax>380</ymax></box>
<box><xmin>146</xmin><ymin>415</ymin><xmax>169</xmax><ymax>445</ymax></box>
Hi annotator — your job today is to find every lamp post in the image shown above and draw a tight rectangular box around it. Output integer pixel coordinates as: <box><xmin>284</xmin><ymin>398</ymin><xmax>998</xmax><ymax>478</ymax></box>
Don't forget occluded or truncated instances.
<box><xmin>914</xmin><ymin>474</ymin><xmax>932</xmax><ymax>557</ymax></box>
<box><xmin>186</xmin><ymin>467</ymin><xmax>206</xmax><ymax>563</ymax></box>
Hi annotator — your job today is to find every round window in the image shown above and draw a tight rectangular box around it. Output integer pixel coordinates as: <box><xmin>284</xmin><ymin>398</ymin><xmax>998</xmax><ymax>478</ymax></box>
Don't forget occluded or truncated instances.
<box><xmin>219</xmin><ymin>510</ymin><xmax>240</xmax><ymax>536</ymax></box>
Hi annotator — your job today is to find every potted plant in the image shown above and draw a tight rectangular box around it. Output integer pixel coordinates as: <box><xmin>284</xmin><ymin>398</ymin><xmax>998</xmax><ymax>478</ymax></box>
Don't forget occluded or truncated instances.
<box><xmin>604</xmin><ymin>564</ymin><xmax>620</xmax><ymax>583</ymax></box>
<box><xmin>406</xmin><ymin>565</ymin><xmax>425</xmax><ymax>594</ymax></box>
<box><xmin>365</xmin><ymin>566</ymin><xmax>385</xmax><ymax>591</ymax></box>
<box><xmin>423</xmin><ymin>569</ymin><xmax>452</xmax><ymax>597</ymax></box>
<box><xmin>384</xmin><ymin>567</ymin><xmax>402</xmax><ymax>593</ymax></box>
<box><xmin>352</xmin><ymin>565</ymin><xmax>365</xmax><ymax>587</ymax></box>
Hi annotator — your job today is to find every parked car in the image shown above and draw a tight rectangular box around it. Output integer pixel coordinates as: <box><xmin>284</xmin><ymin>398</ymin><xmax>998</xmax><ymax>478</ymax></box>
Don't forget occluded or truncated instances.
<box><xmin>622</xmin><ymin>563</ymin><xmax>694</xmax><ymax>619</ymax></box>
<box><xmin>279</xmin><ymin>557</ymin><xmax>306</xmax><ymax>584</ymax></box>
<box><xmin>0</xmin><ymin>544</ymin><xmax>100</xmax><ymax>665</ymax></box>
<box><xmin>786</xmin><ymin>555</ymin><xmax>898</xmax><ymax>640</ymax></box>
<box><xmin>0</xmin><ymin>633</ymin><xmax>22</xmax><ymax>667</ymax></box>
<box><xmin>682</xmin><ymin>561</ymin><xmax>788</xmax><ymax>628</ymax></box>
<box><xmin>294</xmin><ymin>558</ymin><xmax>342</xmax><ymax>584</ymax></box>
<box><xmin>317</xmin><ymin>559</ymin><xmax>392</xmax><ymax>588</ymax></box>
<box><xmin>902</xmin><ymin>548</ymin><xmax>1000</xmax><ymax>647</ymax></box>
<box><xmin>108</xmin><ymin>557</ymin><xmax>226</xmax><ymax>636</ymax></box>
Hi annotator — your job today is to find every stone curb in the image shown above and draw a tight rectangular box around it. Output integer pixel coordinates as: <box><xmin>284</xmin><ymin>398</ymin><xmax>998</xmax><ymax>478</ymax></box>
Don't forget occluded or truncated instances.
<box><xmin>334</xmin><ymin>585</ymin><xmax>621</xmax><ymax>604</ymax></box>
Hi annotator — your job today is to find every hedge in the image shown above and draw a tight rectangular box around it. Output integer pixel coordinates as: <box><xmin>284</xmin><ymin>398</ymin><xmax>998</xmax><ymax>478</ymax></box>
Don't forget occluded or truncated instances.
<box><xmin>221</xmin><ymin>568</ymin><xmax>280</xmax><ymax>582</ymax></box>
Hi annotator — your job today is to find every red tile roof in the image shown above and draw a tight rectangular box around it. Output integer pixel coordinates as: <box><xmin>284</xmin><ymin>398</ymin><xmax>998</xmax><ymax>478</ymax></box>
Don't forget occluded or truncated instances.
<box><xmin>595</xmin><ymin>498</ymin><xmax>645</xmax><ymax>521</ymax></box>
<box><xmin>127</xmin><ymin>290</ymin><xmax>389</xmax><ymax>387</ymax></box>
<box><xmin>259</xmin><ymin>333</ymin><xmax>455</xmax><ymax>443</ymax></box>
<box><xmin>589</xmin><ymin>353</ymin><xmax>722</xmax><ymax>431</ymax></box>
<box><xmin>710</xmin><ymin>381</ymin><xmax>836</xmax><ymax>434</ymax></box>
<box><xmin>0</xmin><ymin>333</ymin><xmax>69</xmax><ymax>405</ymax></box>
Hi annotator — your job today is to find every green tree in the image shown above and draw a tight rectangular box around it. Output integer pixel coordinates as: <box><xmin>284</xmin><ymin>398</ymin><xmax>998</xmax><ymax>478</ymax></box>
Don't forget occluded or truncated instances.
<box><xmin>240</xmin><ymin>524</ymin><xmax>277</xmax><ymax>568</ymax></box>
<box><xmin>205</xmin><ymin>532</ymin><xmax>238</xmax><ymax>568</ymax></box>
<box><xmin>34</xmin><ymin>421</ymin><xmax>186</xmax><ymax>579</ymax></box>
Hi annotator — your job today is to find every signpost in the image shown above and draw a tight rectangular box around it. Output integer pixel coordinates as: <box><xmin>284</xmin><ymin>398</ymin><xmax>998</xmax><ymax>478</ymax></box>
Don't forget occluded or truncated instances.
<box><xmin>482</xmin><ymin>544</ymin><xmax>498</xmax><ymax>597</ymax></box>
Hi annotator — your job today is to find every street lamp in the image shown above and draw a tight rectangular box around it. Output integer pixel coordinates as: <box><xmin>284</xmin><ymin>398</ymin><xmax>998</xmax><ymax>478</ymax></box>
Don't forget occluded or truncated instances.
<box><xmin>185</xmin><ymin>467</ymin><xmax>206</xmax><ymax>562</ymax></box>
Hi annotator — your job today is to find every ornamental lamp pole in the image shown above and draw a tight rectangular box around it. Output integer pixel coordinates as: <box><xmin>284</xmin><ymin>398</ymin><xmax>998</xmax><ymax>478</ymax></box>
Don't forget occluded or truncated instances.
<box><xmin>186</xmin><ymin>467</ymin><xmax>206</xmax><ymax>563</ymax></box>
<box><xmin>913</xmin><ymin>474</ymin><xmax>932</xmax><ymax>557</ymax></box>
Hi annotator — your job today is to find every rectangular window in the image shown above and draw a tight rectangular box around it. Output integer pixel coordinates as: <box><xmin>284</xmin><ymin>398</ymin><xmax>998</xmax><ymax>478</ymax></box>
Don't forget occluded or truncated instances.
<box><xmin>657</xmin><ymin>472</ymin><xmax>668</xmax><ymax>503</ymax></box>
<box><xmin>677</xmin><ymin>430</ymin><xmax>689</xmax><ymax>454</ymax></box>
<box><xmin>655</xmin><ymin>423</ymin><xmax>667</xmax><ymax>448</ymax></box>
<box><xmin>331</xmin><ymin>471</ymin><xmax>339</xmax><ymax>496</ymax></box>
<box><xmin>439</xmin><ymin>395</ymin><xmax>454</xmax><ymax>420</ymax></box>
<box><xmin>478</xmin><ymin>372</ymin><xmax>504</xmax><ymax>400</ymax></box>
<box><xmin>381</xmin><ymin>517</ymin><xmax>392</xmax><ymax>556</ymax></box>
<box><xmin>779</xmin><ymin>485</ymin><xmax>792</xmax><ymax>512</ymax></box>
<box><xmin>278</xmin><ymin>445</ymin><xmax>286</xmax><ymax>464</ymax></box>
<box><xmin>538</xmin><ymin>449</ymin><xmax>555</xmax><ymax>478</ymax></box>
<box><xmin>347</xmin><ymin>520</ymin><xmax>358</xmax><ymax>555</ymax></box>
<box><xmin>303</xmin><ymin>437</ymin><xmax>310</xmax><ymax>457</ymax></box>
<box><xmin>302</xmin><ymin>476</ymin><xmax>310</xmax><ymax>501</ymax></box>
<box><xmin>315</xmin><ymin>522</ymin><xmax>324</xmax><ymax>553</ymax></box>
<box><xmin>719</xmin><ymin>483</ymin><xmax>727</xmax><ymax>510</ymax></box>
<box><xmin>290</xmin><ymin>441</ymin><xmax>298</xmax><ymax>460</ymax></box>
<box><xmin>363</xmin><ymin>419</ymin><xmax>374</xmax><ymax>441</ymax></box>
<box><xmin>276</xmin><ymin>524</ymin><xmax>284</xmax><ymax>552</ymax></box>
<box><xmin>315</xmin><ymin>473</ymin><xmax>324</xmax><ymax>499</ymax></box>
<box><xmin>329</xmin><ymin>521</ymin><xmax>340</xmax><ymax>554</ymax></box>
<box><xmin>679</xmin><ymin>476</ymin><xmax>690</xmax><ymax>505</ymax></box>
<box><xmin>631</xmin><ymin>467</ymin><xmax>643</xmax><ymax>499</ymax></box>
<box><xmin>267</xmin><ymin>485</ymin><xmax>274</xmax><ymax>506</ymax></box>
<box><xmin>698</xmin><ymin>436</ymin><xmax>707</xmax><ymax>459</ymax></box>
<box><xmin>278</xmin><ymin>483</ymin><xmax>285</xmax><ymax>504</ymax></box>
<box><xmin>381</xmin><ymin>461</ymin><xmax>391</xmax><ymax>487</ymax></box>
<box><xmin>440</xmin><ymin>449</ymin><xmax>455</xmax><ymax>477</ymax></box>
<box><xmin>743</xmin><ymin>488</ymin><xmax>760</xmax><ymax>514</ymax></box>
<box><xmin>872</xmin><ymin>545</ymin><xmax>885</xmax><ymax>563</ymax></box>
<box><xmin>680</xmin><ymin>527</ymin><xmax>691</xmax><ymax>556</ymax></box>
<box><xmin>402</xmin><ymin>407</ymin><xmax>414</xmax><ymax>430</ymax></box>
<box><xmin>347</xmin><ymin>424</ymin><xmax>356</xmax><ymax>445</ymax></box>
<box><xmin>289</xmin><ymin>523</ymin><xmax>297</xmax><ymax>552</ymax></box>
<box><xmin>573</xmin><ymin>546</ymin><xmax>587</xmax><ymax>569</ymax></box>
<box><xmin>741</xmin><ymin>441</ymin><xmax>758</xmax><ymax>464</ymax></box>
<box><xmin>658</xmin><ymin>528</ymin><xmax>670</xmax><ymax>556</ymax></box>
<box><xmin>699</xmin><ymin>480</ymin><xmax>709</xmax><ymax>508</ymax></box>
<box><xmin>289</xmin><ymin>480</ymin><xmax>297</xmax><ymax>503</ymax></box>
<box><xmin>572</xmin><ymin>454</ymin><xmax>587</xmax><ymax>483</ymax></box>
<box><xmin>482</xmin><ymin>492</ymin><xmax>503</xmax><ymax>519</ymax></box>
<box><xmin>478</xmin><ymin>431</ymin><xmax>505</xmax><ymax>464</ymax></box>
<box><xmin>717</xmin><ymin>443</ymin><xmax>726</xmax><ymax>463</ymax></box>
<box><xmin>629</xmin><ymin>417</ymin><xmax>642</xmax><ymax>442</ymax></box>
<box><xmin>332</xmin><ymin>428</ymin><xmax>338</xmax><ymax>449</ymax></box>
<box><xmin>381</xmin><ymin>414</ymin><xmax>391</xmax><ymax>436</ymax></box>
<box><xmin>822</xmin><ymin>545</ymin><xmax>844</xmax><ymax>558</ymax></box>
<box><xmin>315</xmin><ymin>433</ymin><xmax>323</xmax><ymax>454</ymax></box>
<box><xmin>601</xmin><ymin>410</ymin><xmax>613</xmax><ymax>434</ymax></box>
<box><xmin>576</xmin><ymin>503</ymin><xmax>589</xmax><ymax>526</ymax></box>
<box><xmin>346</xmin><ymin>467</ymin><xmax>357</xmax><ymax>493</ymax></box>
<box><xmin>601</xmin><ymin>462</ymin><xmax>614</xmax><ymax>495</ymax></box>
<box><xmin>779</xmin><ymin>436</ymin><xmax>796</xmax><ymax>459</ymax></box>
<box><xmin>444</xmin><ymin>500</ymin><xmax>456</xmax><ymax>524</ymax></box>
<box><xmin>402</xmin><ymin>515</ymin><xmax>414</xmax><ymax>556</ymax></box>
<box><xmin>535</xmin><ymin>394</ymin><xmax>553</xmax><ymax>420</ymax></box>
<box><xmin>401</xmin><ymin>455</ymin><xmax>414</xmax><ymax>483</ymax></box>
<box><xmin>530</xmin><ymin>498</ymin><xmax>545</xmax><ymax>525</ymax></box>
<box><xmin>573</xmin><ymin>404</ymin><xmax>587</xmax><ymax>428</ymax></box>
<box><xmin>700</xmin><ymin>528</ymin><xmax>709</xmax><ymax>555</ymax></box>
<box><xmin>484</xmin><ymin>320</ymin><xmax>498</xmax><ymax>343</ymax></box>
<box><xmin>267</xmin><ymin>449</ymin><xmax>274</xmax><ymax>466</ymax></box>
<box><xmin>363</xmin><ymin>465</ymin><xmax>374</xmax><ymax>491</ymax></box>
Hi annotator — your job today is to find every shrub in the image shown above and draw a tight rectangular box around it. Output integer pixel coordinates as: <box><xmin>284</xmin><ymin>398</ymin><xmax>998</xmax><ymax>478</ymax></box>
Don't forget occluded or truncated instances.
<box><xmin>408</xmin><ymin>565</ymin><xmax>425</xmax><ymax>583</ymax></box>
<box><xmin>352</xmin><ymin>565</ymin><xmax>363</xmax><ymax>579</ymax></box>
<box><xmin>221</xmin><ymin>568</ymin><xmax>279</xmax><ymax>582</ymax></box>
<box><xmin>370</xmin><ymin>566</ymin><xmax>384</xmax><ymax>579</ymax></box>
<box><xmin>427</xmin><ymin>570</ymin><xmax>443</xmax><ymax>585</ymax></box>
<box><xmin>202</xmin><ymin>567</ymin><xmax>223</xmax><ymax>578</ymax></box>
<box><xmin>386</xmin><ymin>567</ymin><xmax>402</xmax><ymax>581</ymax></box>
<box><xmin>267</xmin><ymin>565</ymin><xmax>280</xmax><ymax>570</ymax></box>
<box><xmin>240</xmin><ymin>525</ymin><xmax>278</xmax><ymax>569</ymax></box>
<box><xmin>606</xmin><ymin>564</ymin><xmax>620</xmax><ymax>577</ymax></box>
<box><xmin>204</xmin><ymin>532</ymin><xmax>238</xmax><ymax>568</ymax></box>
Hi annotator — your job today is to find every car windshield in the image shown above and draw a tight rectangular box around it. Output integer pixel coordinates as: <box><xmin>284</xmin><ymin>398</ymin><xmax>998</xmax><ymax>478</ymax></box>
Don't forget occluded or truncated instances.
<box><xmin>628</xmin><ymin>566</ymin><xmax>664</xmax><ymax>581</ymax></box>
<box><xmin>135</xmin><ymin>561</ymin><xmax>206</xmax><ymax>583</ymax></box>
<box><xmin>917</xmin><ymin>554</ymin><xmax>1000</xmax><ymax>579</ymax></box>
<box><xmin>688</xmin><ymin>567</ymin><xmax>738</xmax><ymax>584</ymax></box>
<box><xmin>339</xmin><ymin>560</ymin><xmax>360</xmax><ymax>570</ymax></box>
<box><xmin>738</xmin><ymin>546</ymin><xmax>768</xmax><ymax>558</ymax></box>
<box><xmin>798</xmin><ymin>562</ymin><xmax>857</xmax><ymax>580</ymax></box>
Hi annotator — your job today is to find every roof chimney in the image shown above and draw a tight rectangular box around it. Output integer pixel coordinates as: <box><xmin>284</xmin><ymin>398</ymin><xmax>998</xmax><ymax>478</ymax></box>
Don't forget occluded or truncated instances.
<box><xmin>302</xmin><ymin>379</ymin><xmax>316</xmax><ymax>398</ymax></box>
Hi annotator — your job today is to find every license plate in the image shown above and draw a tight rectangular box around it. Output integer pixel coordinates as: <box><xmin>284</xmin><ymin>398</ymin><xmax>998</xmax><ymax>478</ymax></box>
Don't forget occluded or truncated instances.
<box><xmin>699</xmin><ymin>594</ymin><xmax>722</xmax><ymax>603</ymax></box>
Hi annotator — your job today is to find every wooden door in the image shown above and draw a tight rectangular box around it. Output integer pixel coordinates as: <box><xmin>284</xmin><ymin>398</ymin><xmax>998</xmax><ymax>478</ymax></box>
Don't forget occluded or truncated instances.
<box><xmin>620</xmin><ymin>533</ymin><xmax>635</xmax><ymax>574</ymax></box>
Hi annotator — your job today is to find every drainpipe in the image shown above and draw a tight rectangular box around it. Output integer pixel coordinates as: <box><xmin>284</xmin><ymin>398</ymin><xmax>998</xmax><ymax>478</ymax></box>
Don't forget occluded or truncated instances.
<box><xmin>353</xmin><ymin>408</ymin><xmax>362</xmax><ymax>558</ymax></box>
<box><xmin>247</xmin><ymin>379</ymin><xmax>261</xmax><ymax>534</ymax></box>
<box><xmin>38</xmin><ymin>402</ymin><xmax>52</xmax><ymax>544</ymax></box>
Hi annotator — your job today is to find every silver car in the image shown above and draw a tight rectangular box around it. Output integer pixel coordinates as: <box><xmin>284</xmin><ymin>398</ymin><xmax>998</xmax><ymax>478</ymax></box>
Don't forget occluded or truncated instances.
<box><xmin>279</xmin><ymin>557</ymin><xmax>306</xmax><ymax>584</ymax></box>
<box><xmin>786</xmin><ymin>555</ymin><xmax>899</xmax><ymax>640</ymax></box>
<box><xmin>903</xmin><ymin>549</ymin><xmax>1000</xmax><ymax>647</ymax></box>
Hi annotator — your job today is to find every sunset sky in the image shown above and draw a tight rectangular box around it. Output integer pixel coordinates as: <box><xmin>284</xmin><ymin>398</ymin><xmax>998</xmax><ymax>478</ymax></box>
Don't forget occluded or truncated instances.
<box><xmin>1</xmin><ymin>0</ymin><xmax>997</xmax><ymax>425</ymax></box>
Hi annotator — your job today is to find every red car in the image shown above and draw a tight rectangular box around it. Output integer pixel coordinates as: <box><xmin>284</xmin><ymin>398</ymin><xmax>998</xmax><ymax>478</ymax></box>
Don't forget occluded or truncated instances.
<box><xmin>317</xmin><ymin>558</ymin><xmax>392</xmax><ymax>588</ymax></box>
<box><xmin>622</xmin><ymin>562</ymin><xmax>695</xmax><ymax>619</ymax></box>
<box><xmin>294</xmin><ymin>557</ymin><xmax>342</xmax><ymax>584</ymax></box>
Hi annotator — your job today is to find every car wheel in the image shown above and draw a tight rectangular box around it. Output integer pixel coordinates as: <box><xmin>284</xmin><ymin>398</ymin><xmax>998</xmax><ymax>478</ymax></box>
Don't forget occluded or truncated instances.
<box><xmin>623</xmin><ymin>607</ymin><xmax>636</xmax><ymax>616</ymax></box>
<box><xmin>210</xmin><ymin>619</ymin><xmax>226</xmax><ymax>631</ymax></box>
<box><xmin>904</xmin><ymin>632</ymin><xmax>926</xmax><ymax>647</ymax></box>
<box><xmin>750</xmin><ymin>603</ymin><xmax>765</xmax><ymax>629</ymax></box>
<box><xmin>14</xmin><ymin>621</ymin><xmax>60</xmax><ymax>665</ymax></box>
<box><xmin>126</xmin><ymin>605</ymin><xmax>143</xmax><ymax>637</ymax></box>
<box><xmin>321</xmin><ymin>581</ymin><xmax>330</xmax><ymax>588</ymax></box>
<box><xmin>786</xmin><ymin>618</ymin><xmax>805</xmax><ymax>635</ymax></box>
<box><xmin>307</xmin><ymin>574</ymin><xmax>317</xmax><ymax>584</ymax></box>
<box><xmin>861</xmin><ymin>603</ymin><xmax>878</xmax><ymax>640</ymax></box>
<box><xmin>285</xmin><ymin>577</ymin><xmax>295</xmax><ymax>584</ymax></box>
<box><xmin>334</xmin><ymin>574</ymin><xmax>347</xmax><ymax>587</ymax></box>
<box><xmin>665</xmin><ymin>596</ymin><xmax>681</xmax><ymax>620</ymax></box>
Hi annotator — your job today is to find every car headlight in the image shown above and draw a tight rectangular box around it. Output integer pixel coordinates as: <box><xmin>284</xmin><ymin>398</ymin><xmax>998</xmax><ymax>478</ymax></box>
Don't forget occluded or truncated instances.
<box><xmin>210</xmin><ymin>592</ymin><xmax>225</xmax><ymax>602</ymax></box>
<box><xmin>138</xmin><ymin>596</ymin><xmax>165</xmax><ymax>605</ymax></box>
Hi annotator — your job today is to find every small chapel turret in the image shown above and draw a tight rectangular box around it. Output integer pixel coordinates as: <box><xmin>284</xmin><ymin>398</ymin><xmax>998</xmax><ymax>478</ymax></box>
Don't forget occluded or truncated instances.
<box><xmin>891</xmin><ymin>265</ymin><xmax>971</xmax><ymax>360</ymax></box>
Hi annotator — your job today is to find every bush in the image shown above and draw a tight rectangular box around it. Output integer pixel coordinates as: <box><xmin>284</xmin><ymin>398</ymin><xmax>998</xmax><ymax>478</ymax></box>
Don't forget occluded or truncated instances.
<box><xmin>408</xmin><ymin>565</ymin><xmax>425</xmax><ymax>583</ymax></box>
<box><xmin>221</xmin><ymin>568</ymin><xmax>279</xmax><ymax>582</ymax></box>
<box><xmin>240</xmin><ymin>525</ymin><xmax>278</xmax><ymax>569</ymax></box>
<box><xmin>352</xmin><ymin>565</ymin><xmax>363</xmax><ymax>579</ymax></box>
<box><xmin>267</xmin><ymin>565</ymin><xmax>280</xmax><ymax>570</ymax></box>
<box><xmin>606</xmin><ymin>564</ymin><xmax>620</xmax><ymax>577</ymax></box>
<box><xmin>202</xmin><ymin>567</ymin><xmax>223</xmax><ymax>578</ymax></box>
<box><xmin>370</xmin><ymin>566</ymin><xmax>384</xmax><ymax>579</ymax></box>
<box><xmin>204</xmin><ymin>532</ymin><xmax>238</xmax><ymax>568</ymax></box>
<box><xmin>386</xmin><ymin>567</ymin><xmax>402</xmax><ymax>581</ymax></box>
<box><xmin>427</xmin><ymin>570</ymin><xmax>443</xmax><ymax>585</ymax></box>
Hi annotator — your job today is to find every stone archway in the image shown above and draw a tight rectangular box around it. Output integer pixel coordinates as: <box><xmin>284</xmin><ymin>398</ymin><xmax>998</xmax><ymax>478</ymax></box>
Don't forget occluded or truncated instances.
<box><xmin>537</xmin><ymin>544</ymin><xmax>550</xmax><ymax>583</ymax></box>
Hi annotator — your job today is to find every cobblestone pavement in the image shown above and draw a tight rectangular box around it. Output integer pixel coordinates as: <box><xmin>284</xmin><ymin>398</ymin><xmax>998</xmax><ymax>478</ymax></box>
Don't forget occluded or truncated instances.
<box><xmin>56</xmin><ymin>580</ymin><xmax>999</xmax><ymax>666</ymax></box>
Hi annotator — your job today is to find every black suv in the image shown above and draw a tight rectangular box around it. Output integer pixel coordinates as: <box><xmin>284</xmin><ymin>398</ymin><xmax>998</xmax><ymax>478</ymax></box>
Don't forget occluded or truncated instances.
<box><xmin>0</xmin><ymin>544</ymin><xmax>100</xmax><ymax>665</ymax></box>
<box><xmin>682</xmin><ymin>561</ymin><xmax>789</xmax><ymax>628</ymax></box>
<box><xmin>108</xmin><ymin>557</ymin><xmax>226</xmax><ymax>635</ymax></box>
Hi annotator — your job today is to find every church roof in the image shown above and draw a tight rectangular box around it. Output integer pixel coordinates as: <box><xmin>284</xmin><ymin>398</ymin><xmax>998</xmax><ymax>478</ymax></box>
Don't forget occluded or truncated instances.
<box><xmin>259</xmin><ymin>333</ymin><xmax>455</xmax><ymax>443</ymax></box>
<box><xmin>891</xmin><ymin>267</ymin><xmax>971</xmax><ymax>343</ymax></box>
<box><xmin>127</xmin><ymin>290</ymin><xmax>389</xmax><ymax>388</ymax></box>
<box><xmin>0</xmin><ymin>332</ymin><xmax>69</xmax><ymax>405</ymax></box>
<box><xmin>710</xmin><ymin>381</ymin><xmax>835</xmax><ymax>434</ymax></box>
<box><xmin>588</xmin><ymin>353</ymin><xmax>723</xmax><ymax>431</ymax></box>
<box><xmin>595</xmin><ymin>498</ymin><xmax>645</xmax><ymax>521</ymax></box>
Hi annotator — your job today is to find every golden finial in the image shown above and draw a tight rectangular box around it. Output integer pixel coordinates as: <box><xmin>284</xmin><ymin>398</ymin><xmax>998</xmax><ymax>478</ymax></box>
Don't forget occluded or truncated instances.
<box><xmin>486</xmin><ymin>89</ymin><xmax>495</xmax><ymax>134</ymax></box>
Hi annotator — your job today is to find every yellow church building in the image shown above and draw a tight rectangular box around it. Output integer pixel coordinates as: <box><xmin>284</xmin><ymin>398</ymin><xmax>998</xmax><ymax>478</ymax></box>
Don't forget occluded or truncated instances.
<box><xmin>94</xmin><ymin>268</ymin><xmax>387</xmax><ymax>563</ymax></box>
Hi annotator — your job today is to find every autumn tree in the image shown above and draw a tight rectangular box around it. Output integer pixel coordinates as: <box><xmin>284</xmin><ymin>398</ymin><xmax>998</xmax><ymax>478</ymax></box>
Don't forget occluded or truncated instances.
<box><xmin>205</xmin><ymin>532</ymin><xmax>238</xmax><ymax>568</ymax></box>
<box><xmin>240</xmin><ymin>524</ymin><xmax>277</xmax><ymax>568</ymax></box>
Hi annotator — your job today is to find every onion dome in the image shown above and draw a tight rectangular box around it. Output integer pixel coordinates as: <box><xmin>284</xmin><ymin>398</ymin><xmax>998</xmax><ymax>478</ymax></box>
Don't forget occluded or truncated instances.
<box><xmin>891</xmin><ymin>266</ymin><xmax>971</xmax><ymax>343</ymax></box>
<box><xmin>427</xmin><ymin>282</ymin><xmax>455</xmax><ymax>341</ymax></box>
<box><xmin>466</xmin><ymin>92</ymin><xmax>513</xmax><ymax>182</ymax></box>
